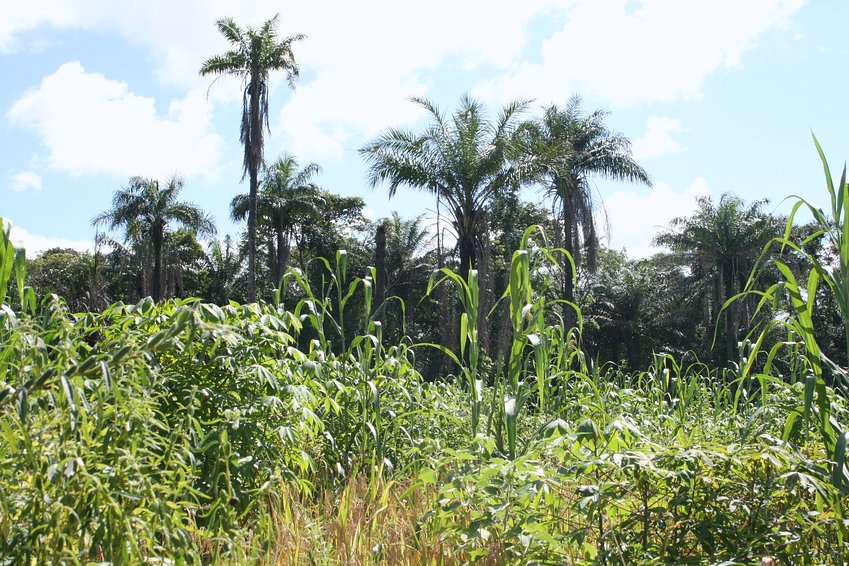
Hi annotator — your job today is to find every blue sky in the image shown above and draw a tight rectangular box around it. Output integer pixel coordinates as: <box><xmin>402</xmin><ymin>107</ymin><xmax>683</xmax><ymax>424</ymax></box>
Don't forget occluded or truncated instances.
<box><xmin>1</xmin><ymin>0</ymin><xmax>847</xmax><ymax>258</ymax></box>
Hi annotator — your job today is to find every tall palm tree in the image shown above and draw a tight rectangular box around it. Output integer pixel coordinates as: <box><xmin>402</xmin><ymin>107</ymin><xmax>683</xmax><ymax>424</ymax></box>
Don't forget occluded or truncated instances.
<box><xmin>653</xmin><ymin>193</ymin><xmax>779</xmax><ymax>365</ymax></box>
<box><xmin>200</xmin><ymin>14</ymin><xmax>304</xmax><ymax>302</ymax></box>
<box><xmin>92</xmin><ymin>175</ymin><xmax>216</xmax><ymax>302</ymax></box>
<box><xmin>231</xmin><ymin>153</ymin><xmax>322</xmax><ymax>288</ymax></box>
<box><xmin>532</xmin><ymin>95</ymin><xmax>651</xmax><ymax>328</ymax></box>
<box><xmin>361</xmin><ymin>95</ymin><xmax>533</xmax><ymax>280</ymax></box>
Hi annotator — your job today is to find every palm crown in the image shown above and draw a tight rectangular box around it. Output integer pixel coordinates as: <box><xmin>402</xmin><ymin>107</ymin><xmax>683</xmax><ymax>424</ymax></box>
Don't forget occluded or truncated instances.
<box><xmin>92</xmin><ymin>175</ymin><xmax>215</xmax><ymax>302</ymax></box>
<box><xmin>230</xmin><ymin>154</ymin><xmax>323</xmax><ymax>285</ymax></box>
<box><xmin>361</xmin><ymin>95</ymin><xmax>533</xmax><ymax>278</ymax></box>
<box><xmin>531</xmin><ymin>95</ymin><xmax>651</xmax><ymax>327</ymax></box>
<box><xmin>653</xmin><ymin>193</ymin><xmax>778</xmax><ymax>364</ymax></box>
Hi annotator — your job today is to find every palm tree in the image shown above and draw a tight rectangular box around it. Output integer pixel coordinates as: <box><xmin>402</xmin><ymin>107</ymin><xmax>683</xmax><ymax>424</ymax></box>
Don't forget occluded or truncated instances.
<box><xmin>231</xmin><ymin>154</ymin><xmax>322</xmax><ymax>288</ymax></box>
<box><xmin>653</xmin><ymin>193</ymin><xmax>779</xmax><ymax>365</ymax></box>
<box><xmin>205</xmin><ymin>235</ymin><xmax>243</xmax><ymax>304</ymax></box>
<box><xmin>200</xmin><ymin>14</ymin><xmax>304</xmax><ymax>302</ymax></box>
<box><xmin>532</xmin><ymin>95</ymin><xmax>651</xmax><ymax>328</ymax></box>
<box><xmin>93</xmin><ymin>175</ymin><xmax>216</xmax><ymax>302</ymax></box>
<box><xmin>383</xmin><ymin>213</ymin><xmax>435</xmax><ymax>333</ymax></box>
<box><xmin>360</xmin><ymin>95</ymin><xmax>533</xmax><ymax>280</ymax></box>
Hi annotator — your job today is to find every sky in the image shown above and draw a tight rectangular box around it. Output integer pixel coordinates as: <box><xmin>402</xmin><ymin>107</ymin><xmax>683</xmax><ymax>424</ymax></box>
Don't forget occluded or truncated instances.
<box><xmin>1</xmin><ymin>0</ymin><xmax>847</xmax><ymax>259</ymax></box>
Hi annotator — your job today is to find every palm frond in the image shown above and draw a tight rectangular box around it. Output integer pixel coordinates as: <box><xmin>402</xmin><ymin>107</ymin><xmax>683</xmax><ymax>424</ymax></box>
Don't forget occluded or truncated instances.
<box><xmin>215</xmin><ymin>18</ymin><xmax>245</xmax><ymax>46</ymax></box>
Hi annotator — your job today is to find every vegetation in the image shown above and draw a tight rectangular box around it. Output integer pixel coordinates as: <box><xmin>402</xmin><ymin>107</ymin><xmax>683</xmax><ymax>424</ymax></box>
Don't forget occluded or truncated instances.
<box><xmin>531</xmin><ymin>95</ymin><xmax>652</xmax><ymax>328</ymax></box>
<box><xmin>92</xmin><ymin>175</ymin><xmax>216</xmax><ymax>303</ymax></box>
<box><xmin>654</xmin><ymin>194</ymin><xmax>780</xmax><ymax>365</ymax></box>
<box><xmin>231</xmin><ymin>153</ymin><xmax>323</xmax><ymax>288</ymax></box>
<box><xmin>2</xmin><ymin>14</ymin><xmax>848</xmax><ymax>563</ymax></box>
<box><xmin>200</xmin><ymin>14</ymin><xmax>305</xmax><ymax>302</ymax></box>
<box><xmin>2</xmin><ymin>178</ymin><xmax>849</xmax><ymax>561</ymax></box>
<box><xmin>360</xmin><ymin>95</ymin><xmax>534</xmax><ymax>281</ymax></box>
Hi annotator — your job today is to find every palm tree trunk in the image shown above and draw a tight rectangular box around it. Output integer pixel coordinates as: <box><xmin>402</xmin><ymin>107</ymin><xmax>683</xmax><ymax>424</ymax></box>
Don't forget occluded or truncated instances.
<box><xmin>478</xmin><ymin>211</ymin><xmax>491</xmax><ymax>357</ymax></box>
<box><xmin>247</xmin><ymin>77</ymin><xmax>261</xmax><ymax>303</ymax></box>
<box><xmin>723</xmin><ymin>261</ymin><xmax>738</xmax><ymax>367</ymax></box>
<box><xmin>152</xmin><ymin>230</ymin><xmax>163</xmax><ymax>302</ymax></box>
<box><xmin>275</xmin><ymin>219</ymin><xmax>286</xmax><ymax>287</ymax></box>
<box><xmin>267</xmin><ymin>234</ymin><xmax>276</xmax><ymax>285</ymax></box>
<box><xmin>281</xmin><ymin>229</ymin><xmax>291</xmax><ymax>281</ymax></box>
<box><xmin>455</xmin><ymin>206</ymin><xmax>476</xmax><ymax>281</ymax></box>
<box><xmin>562</xmin><ymin>190</ymin><xmax>577</xmax><ymax>331</ymax></box>
<box><xmin>458</xmin><ymin>234</ymin><xmax>475</xmax><ymax>281</ymax></box>
<box><xmin>496</xmin><ymin>259</ymin><xmax>512</xmax><ymax>383</ymax></box>
<box><xmin>247</xmin><ymin>175</ymin><xmax>258</xmax><ymax>301</ymax></box>
<box><xmin>375</xmin><ymin>221</ymin><xmax>387</xmax><ymax>321</ymax></box>
<box><xmin>437</xmin><ymin>206</ymin><xmax>455</xmax><ymax>378</ymax></box>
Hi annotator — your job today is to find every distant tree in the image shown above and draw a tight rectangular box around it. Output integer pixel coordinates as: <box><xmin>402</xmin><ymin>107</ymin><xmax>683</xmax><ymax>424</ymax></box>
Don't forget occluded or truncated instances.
<box><xmin>531</xmin><ymin>95</ymin><xmax>650</xmax><ymax>329</ymax></box>
<box><xmin>93</xmin><ymin>175</ymin><xmax>216</xmax><ymax>302</ymax></box>
<box><xmin>486</xmin><ymin>191</ymin><xmax>557</xmax><ymax>365</ymax></box>
<box><xmin>381</xmin><ymin>213</ymin><xmax>435</xmax><ymax>339</ymax></box>
<box><xmin>27</xmin><ymin>248</ymin><xmax>95</xmax><ymax>311</ymax></box>
<box><xmin>580</xmin><ymin>248</ymin><xmax>711</xmax><ymax>369</ymax></box>
<box><xmin>361</xmin><ymin>95</ymin><xmax>533</xmax><ymax>280</ymax></box>
<box><xmin>162</xmin><ymin>228</ymin><xmax>208</xmax><ymax>298</ymax></box>
<box><xmin>653</xmin><ymin>193</ymin><xmax>781</xmax><ymax>365</ymax></box>
<box><xmin>201</xmin><ymin>15</ymin><xmax>304</xmax><ymax>302</ymax></box>
<box><xmin>204</xmin><ymin>235</ymin><xmax>243</xmax><ymax>304</ymax></box>
<box><xmin>294</xmin><ymin>191</ymin><xmax>367</xmax><ymax>270</ymax></box>
<box><xmin>231</xmin><ymin>153</ymin><xmax>322</xmax><ymax>287</ymax></box>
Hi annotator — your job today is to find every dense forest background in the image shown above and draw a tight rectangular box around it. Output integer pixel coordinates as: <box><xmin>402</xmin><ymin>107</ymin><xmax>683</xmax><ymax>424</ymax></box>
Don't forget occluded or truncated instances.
<box><xmin>22</xmin><ymin>157</ymin><xmax>844</xmax><ymax>377</ymax></box>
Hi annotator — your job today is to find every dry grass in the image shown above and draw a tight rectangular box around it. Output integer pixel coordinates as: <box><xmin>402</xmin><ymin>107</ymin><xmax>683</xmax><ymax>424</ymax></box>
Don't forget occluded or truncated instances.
<box><xmin>254</xmin><ymin>476</ymin><xmax>505</xmax><ymax>565</ymax></box>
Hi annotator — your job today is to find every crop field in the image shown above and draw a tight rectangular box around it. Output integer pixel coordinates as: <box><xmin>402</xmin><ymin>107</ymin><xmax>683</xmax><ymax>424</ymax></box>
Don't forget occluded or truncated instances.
<box><xmin>2</xmin><ymin>188</ymin><xmax>849</xmax><ymax>564</ymax></box>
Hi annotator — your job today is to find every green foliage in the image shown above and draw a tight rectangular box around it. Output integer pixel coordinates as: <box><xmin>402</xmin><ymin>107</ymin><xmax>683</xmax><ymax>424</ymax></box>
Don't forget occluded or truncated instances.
<box><xmin>26</xmin><ymin>248</ymin><xmax>96</xmax><ymax>312</ymax></box>
<box><xmin>0</xmin><ymin>226</ymin><xmax>435</xmax><ymax>562</ymax></box>
<box><xmin>2</xmin><ymin>167</ymin><xmax>848</xmax><ymax>566</ymax></box>
<box><xmin>92</xmin><ymin>175</ymin><xmax>216</xmax><ymax>302</ymax></box>
<box><xmin>361</xmin><ymin>95</ymin><xmax>535</xmax><ymax>278</ymax></box>
<box><xmin>735</xmin><ymin>135</ymin><xmax>849</xmax><ymax>492</ymax></box>
<box><xmin>654</xmin><ymin>192</ymin><xmax>782</xmax><ymax>366</ymax></box>
<box><xmin>0</xmin><ymin>220</ymin><xmax>18</xmax><ymax>306</ymax></box>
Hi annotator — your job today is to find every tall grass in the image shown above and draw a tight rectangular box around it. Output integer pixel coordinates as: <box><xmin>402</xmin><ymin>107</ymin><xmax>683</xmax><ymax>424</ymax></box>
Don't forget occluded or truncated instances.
<box><xmin>2</xmin><ymin>136</ymin><xmax>849</xmax><ymax>566</ymax></box>
<box><xmin>732</xmin><ymin>135</ymin><xmax>849</xmax><ymax>491</ymax></box>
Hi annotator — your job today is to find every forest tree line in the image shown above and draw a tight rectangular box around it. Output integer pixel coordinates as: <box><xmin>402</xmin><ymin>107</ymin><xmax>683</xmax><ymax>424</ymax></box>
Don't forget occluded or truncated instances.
<box><xmin>23</xmin><ymin>169</ymin><xmax>842</xmax><ymax>377</ymax></box>
<box><xmin>18</xmin><ymin>14</ymin><xmax>845</xmax><ymax>376</ymax></box>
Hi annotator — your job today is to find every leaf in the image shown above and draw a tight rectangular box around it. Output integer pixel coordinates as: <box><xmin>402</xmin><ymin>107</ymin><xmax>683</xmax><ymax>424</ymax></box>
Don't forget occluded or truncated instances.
<box><xmin>418</xmin><ymin>467</ymin><xmax>437</xmax><ymax>485</ymax></box>
<box><xmin>576</xmin><ymin>418</ymin><xmax>599</xmax><ymax>443</ymax></box>
<box><xmin>61</xmin><ymin>374</ymin><xmax>78</xmax><ymax>430</ymax></box>
<box><xmin>13</xmin><ymin>246</ymin><xmax>26</xmax><ymax>307</ymax></box>
<box><xmin>0</xmin><ymin>219</ymin><xmax>14</xmax><ymax>305</ymax></box>
<box><xmin>832</xmin><ymin>431</ymin><xmax>848</xmax><ymax>489</ymax></box>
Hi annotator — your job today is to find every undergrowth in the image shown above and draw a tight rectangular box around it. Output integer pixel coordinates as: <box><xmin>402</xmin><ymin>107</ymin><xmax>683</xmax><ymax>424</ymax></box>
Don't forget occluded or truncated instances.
<box><xmin>1</xmin><ymin>140</ymin><xmax>849</xmax><ymax>564</ymax></box>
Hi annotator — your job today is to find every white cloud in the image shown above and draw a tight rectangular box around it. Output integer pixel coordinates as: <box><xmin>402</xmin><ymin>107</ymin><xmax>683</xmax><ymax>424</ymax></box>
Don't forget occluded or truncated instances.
<box><xmin>632</xmin><ymin>116</ymin><xmax>685</xmax><ymax>160</ymax></box>
<box><xmin>2</xmin><ymin>0</ymin><xmax>550</xmax><ymax>87</ymax></box>
<box><xmin>8</xmin><ymin>221</ymin><xmax>92</xmax><ymax>257</ymax></box>
<box><xmin>474</xmin><ymin>0</ymin><xmax>804</xmax><ymax>106</ymax></box>
<box><xmin>7</xmin><ymin>61</ymin><xmax>223</xmax><ymax>180</ymax></box>
<box><xmin>2</xmin><ymin>0</ymin><xmax>804</xmax><ymax>169</ymax></box>
<box><xmin>10</xmin><ymin>171</ymin><xmax>42</xmax><ymax>192</ymax></box>
<box><xmin>278</xmin><ymin>71</ymin><xmax>428</xmax><ymax>160</ymax></box>
<box><xmin>1</xmin><ymin>0</ymin><xmax>559</xmax><ymax>160</ymax></box>
<box><xmin>602</xmin><ymin>177</ymin><xmax>710</xmax><ymax>258</ymax></box>
<box><xmin>274</xmin><ymin>0</ymin><xmax>559</xmax><ymax>159</ymax></box>
<box><xmin>0</xmin><ymin>1</ymin><xmax>82</xmax><ymax>52</ymax></box>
